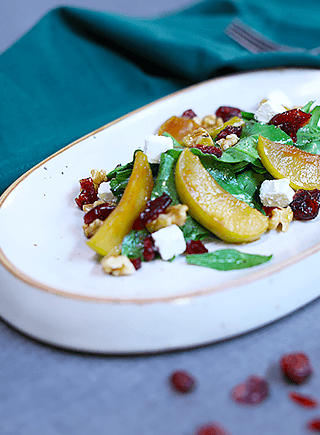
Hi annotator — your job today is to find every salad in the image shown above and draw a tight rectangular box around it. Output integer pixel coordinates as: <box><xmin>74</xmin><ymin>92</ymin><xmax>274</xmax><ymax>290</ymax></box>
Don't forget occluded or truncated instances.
<box><xmin>75</xmin><ymin>95</ymin><xmax>320</xmax><ymax>276</ymax></box>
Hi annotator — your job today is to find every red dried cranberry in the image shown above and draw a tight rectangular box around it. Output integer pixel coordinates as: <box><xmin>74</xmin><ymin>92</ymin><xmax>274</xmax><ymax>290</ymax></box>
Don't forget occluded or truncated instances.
<box><xmin>133</xmin><ymin>193</ymin><xmax>172</xmax><ymax>230</ymax></box>
<box><xmin>130</xmin><ymin>258</ymin><xmax>142</xmax><ymax>270</ymax></box>
<box><xmin>83</xmin><ymin>202</ymin><xmax>116</xmax><ymax>225</ymax></box>
<box><xmin>182</xmin><ymin>109</ymin><xmax>197</xmax><ymax>119</ymax></box>
<box><xmin>307</xmin><ymin>418</ymin><xmax>320</xmax><ymax>432</ymax></box>
<box><xmin>194</xmin><ymin>145</ymin><xmax>223</xmax><ymax>157</ymax></box>
<box><xmin>290</xmin><ymin>190</ymin><xmax>320</xmax><ymax>221</ymax></box>
<box><xmin>289</xmin><ymin>391</ymin><xmax>318</xmax><ymax>409</ymax></box>
<box><xmin>185</xmin><ymin>240</ymin><xmax>208</xmax><ymax>254</ymax></box>
<box><xmin>195</xmin><ymin>422</ymin><xmax>230</xmax><ymax>435</ymax></box>
<box><xmin>231</xmin><ymin>375</ymin><xmax>269</xmax><ymax>405</ymax></box>
<box><xmin>75</xmin><ymin>178</ymin><xmax>99</xmax><ymax>209</ymax></box>
<box><xmin>143</xmin><ymin>235</ymin><xmax>157</xmax><ymax>261</ymax></box>
<box><xmin>262</xmin><ymin>206</ymin><xmax>279</xmax><ymax>217</ymax></box>
<box><xmin>215</xmin><ymin>106</ymin><xmax>242</xmax><ymax>122</ymax></box>
<box><xmin>269</xmin><ymin>108</ymin><xmax>311</xmax><ymax>142</ymax></box>
<box><xmin>280</xmin><ymin>352</ymin><xmax>313</xmax><ymax>384</ymax></box>
<box><xmin>215</xmin><ymin>125</ymin><xmax>242</xmax><ymax>141</ymax></box>
<box><xmin>170</xmin><ymin>370</ymin><xmax>196</xmax><ymax>393</ymax></box>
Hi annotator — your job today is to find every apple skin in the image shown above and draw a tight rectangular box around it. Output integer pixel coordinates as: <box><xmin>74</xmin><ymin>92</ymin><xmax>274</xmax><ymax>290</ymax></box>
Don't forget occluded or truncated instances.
<box><xmin>175</xmin><ymin>149</ymin><xmax>268</xmax><ymax>243</ymax></box>
<box><xmin>258</xmin><ymin>135</ymin><xmax>320</xmax><ymax>190</ymax></box>
<box><xmin>87</xmin><ymin>151</ymin><xmax>154</xmax><ymax>257</ymax></box>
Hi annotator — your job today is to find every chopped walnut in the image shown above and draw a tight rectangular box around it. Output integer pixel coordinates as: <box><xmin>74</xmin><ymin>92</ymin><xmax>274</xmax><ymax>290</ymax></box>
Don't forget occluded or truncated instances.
<box><xmin>202</xmin><ymin>114</ymin><xmax>223</xmax><ymax>129</ymax></box>
<box><xmin>101</xmin><ymin>255</ymin><xmax>135</xmax><ymax>276</ymax></box>
<box><xmin>91</xmin><ymin>169</ymin><xmax>108</xmax><ymax>190</ymax></box>
<box><xmin>182</xmin><ymin>127</ymin><xmax>214</xmax><ymax>147</ymax></box>
<box><xmin>83</xmin><ymin>218</ymin><xmax>104</xmax><ymax>238</ymax></box>
<box><xmin>216</xmin><ymin>133</ymin><xmax>239</xmax><ymax>151</ymax></box>
<box><xmin>146</xmin><ymin>204</ymin><xmax>188</xmax><ymax>233</ymax></box>
<box><xmin>83</xmin><ymin>199</ymin><xmax>105</xmax><ymax>213</ymax></box>
<box><xmin>192</xmin><ymin>116</ymin><xmax>202</xmax><ymax>126</ymax></box>
<box><xmin>268</xmin><ymin>206</ymin><xmax>293</xmax><ymax>232</ymax></box>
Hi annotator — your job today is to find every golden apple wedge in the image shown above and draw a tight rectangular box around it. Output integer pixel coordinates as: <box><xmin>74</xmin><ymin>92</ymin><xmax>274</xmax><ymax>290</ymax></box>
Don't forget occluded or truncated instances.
<box><xmin>87</xmin><ymin>151</ymin><xmax>154</xmax><ymax>256</ymax></box>
<box><xmin>257</xmin><ymin>135</ymin><xmax>320</xmax><ymax>190</ymax></box>
<box><xmin>175</xmin><ymin>149</ymin><xmax>268</xmax><ymax>243</ymax></box>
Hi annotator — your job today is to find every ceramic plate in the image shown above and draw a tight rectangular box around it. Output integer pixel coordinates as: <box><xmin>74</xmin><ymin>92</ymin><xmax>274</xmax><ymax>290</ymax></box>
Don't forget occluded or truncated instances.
<box><xmin>1</xmin><ymin>67</ymin><xmax>320</xmax><ymax>353</ymax></box>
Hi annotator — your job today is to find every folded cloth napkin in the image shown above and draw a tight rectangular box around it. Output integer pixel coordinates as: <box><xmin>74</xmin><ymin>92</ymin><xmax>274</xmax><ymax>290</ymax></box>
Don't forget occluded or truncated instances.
<box><xmin>1</xmin><ymin>0</ymin><xmax>320</xmax><ymax>195</ymax></box>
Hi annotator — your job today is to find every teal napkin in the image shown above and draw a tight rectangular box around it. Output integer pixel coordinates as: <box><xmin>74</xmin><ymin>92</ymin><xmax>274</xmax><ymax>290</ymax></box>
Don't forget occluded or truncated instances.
<box><xmin>1</xmin><ymin>0</ymin><xmax>320</xmax><ymax>195</ymax></box>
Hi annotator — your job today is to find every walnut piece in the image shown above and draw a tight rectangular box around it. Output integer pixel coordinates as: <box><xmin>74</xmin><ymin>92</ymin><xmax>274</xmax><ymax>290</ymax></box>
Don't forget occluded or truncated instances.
<box><xmin>146</xmin><ymin>204</ymin><xmax>188</xmax><ymax>233</ymax></box>
<box><xmin>82</xmin><ymin>199</ymin><xmax>106</xmax><ymax>213</ymax></box>
<box><xmin>91</xmin><ymin>169</ymin><xmax>108</xmax><ymax>190</ymax></box>
<box><xmin>202</xmin><ymin>114</ymin><xmax>223</xmax><ymax>129</ymax></box>
<box><xmin>83</xmin><ymin>219</ymin><xmax>104</xmax><ymax>238</ymax></box>
<box><xmin>216</xmin><ymin>133</ymin><xmax>239</xmax><ymax>151</ymax></box>
<box><xmin>182</xmin><ymin>127</ymin><xmax>214</xmax><ymax>147</ymax></box>
<box><xmin>268</xmin><ymin>206</ymin><xmax>293</xmax><ymax>232</ymax></box>
<box><xmin>101</xmin><ymin>255</ymin><xmax>135</xmax><ymax>276</ymax></box>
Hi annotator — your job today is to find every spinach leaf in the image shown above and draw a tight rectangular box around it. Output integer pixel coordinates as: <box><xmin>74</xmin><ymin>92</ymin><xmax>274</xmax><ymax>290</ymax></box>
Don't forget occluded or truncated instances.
<box><xmin>296</xmin><ymin>106</ymin><xmax>320</xmax><ymax>154</ymax></box>
<box><xmin>186</xmin><ymin>249</ymin><xmax>272</xmax><ymax>270</ymax></box>
<box><xmin>121</xmin><ymin>229</ymin><xmax>148</xmax><ymax>259</ymax></box>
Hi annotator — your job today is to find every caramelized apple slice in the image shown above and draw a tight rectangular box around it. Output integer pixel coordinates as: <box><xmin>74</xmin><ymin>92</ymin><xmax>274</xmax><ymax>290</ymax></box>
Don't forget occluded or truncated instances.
<box><xmin>87</xmin><ymin>151</ymin><xmax>154</xmax><ymax>256</ymax></box>
<box><xmin>175</xmin><ymin>149</ymin><xmax>268</xmax><ymax>243</ymax></box>
<box><xmin>257</xmin><ymin>136</ymin><xmax>320</xmax><ymax>190</ymax></box>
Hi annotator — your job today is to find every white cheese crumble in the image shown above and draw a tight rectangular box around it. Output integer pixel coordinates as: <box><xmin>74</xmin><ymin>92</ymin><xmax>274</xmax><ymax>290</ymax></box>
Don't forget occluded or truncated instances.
<box><xmin>267</xmin><ymin>90</ymin><xmax>292</xmax><ymax>108</ymax></box>
<box><xmin>259</xmin><ymin>178</ymin><xmax>295</xmax><ymax>208</ymax></box>
<box><xmin>254</xmin><ymin>99</ymin><xmax>286</xmax><ymax>123</ymax></box>
<box><xmin>151</xmin><ymin>224</ymin><xmax>186</xmax><ymax>261</ymax></box>
<box><xmin>143</xmin><ymin>134</ymin><xmax>174</xmax><ymax>163</ymax></box>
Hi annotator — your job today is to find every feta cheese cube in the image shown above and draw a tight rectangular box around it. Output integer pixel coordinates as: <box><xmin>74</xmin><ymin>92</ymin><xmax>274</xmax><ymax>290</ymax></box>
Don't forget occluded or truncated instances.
<box><xmin>267</xmin><ymin>90</ymin><xmax>292</xmax><ymax>108</ymax></box>
<box><xmin>143</xmin><ymin>134</ymin><xmax>174</xmax><ymax>163</ymax></box>
<box><xmin>254</xmin><ymin>99</ymin><xmax>286</xmax><ymax>123</ymax></box>
<box><xmin>151</xmin><ymin>224</ymin><xmax>186</xmax><ymax>261</ymax></box>
<box><xmin>259</xmin><ymin>178</ymin><xmax>295</xmax><ymax>208</ymax></box>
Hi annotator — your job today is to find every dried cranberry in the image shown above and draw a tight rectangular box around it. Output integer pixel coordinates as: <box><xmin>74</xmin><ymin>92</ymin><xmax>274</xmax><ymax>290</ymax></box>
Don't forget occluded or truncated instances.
<box><xmin>133</xmin><ymin>193</ymin><xmax>172</xmax><ymax>230</ymax></box>
<box><xmin>75</xmin><ymin>178</ymin><xmax>99</xmax><ymax>209</ymax></box>
<box><xmin>143</xmin><ymin>235</ymin><xmax>157</xmax><ymax>261</ymax></box>
<box><xmin>215</xmin><ymin>106</ymin><xmax>242</xmax><ymax>122</ymax></box>
<box><xmin>185</xmin><ymin>240</ymin><xmax>208</xmax><ymax>254</ymax></box>
<box><xmin>231</xmin><ymin>375</ymin><xmax>269</xmax><ymax>405</ymax></box>
<box><xmin>130</xmin><ymin>258</ymin><xmax>142</xmax><ymax>270</ymax></box>
<box><xmin>269</xmin><ymin>108</ymin><xmax>311</xmax><ymax>142</ymax></box>
<box><xmin>182</xmin><ymin>109</ymin><xmax>197</xmax><ymax>119</ymax></box>
<box><xmin>170</xmin><ymin>370</ymin><xmax>196</xmax><ymax>393</ymax></box>
<box><xmin>290</xmin><ymin>190</ymin><xmax>320</xmax><ymax>221</ymax></box>
<box><xmin>215</xmin><ymin>125</ymin><xmax>242</xmax><ymax>141</ymax></box>
<box><xmin>83</xmin><ymin>202</ymin><xmax>116</xmax><ymax>225</ymax></box>
<box><xmin>307</xmin><ymin>418</ymin><xmax>320</xmax><ymax>432</ymax></box>
<box><xmin>289</xmin><ymin>391</ymin><xmax>318</xmax><ymax>409</ymax></box>
<box><xmin>194</xmin><ymin>145</ymin><xmax>223</xmax><ymax>157</ymax></box>
<box><xmin>280</xmin><ymin>352</ymin><xmax>313</xmax><ymax>384</ymax></box>
<box><xmin>195</xmin><ymin>422</ymin><xmax>230</xmax><ymax>435</ymax></box>
<box><xmin>262</xmin><ymin>206</ymin><xmax>279</xmax><ymax>217</ymax></box>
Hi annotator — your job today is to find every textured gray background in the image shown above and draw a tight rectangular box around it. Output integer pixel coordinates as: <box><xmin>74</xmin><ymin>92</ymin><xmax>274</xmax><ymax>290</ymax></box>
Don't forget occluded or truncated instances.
<box><xmin>1</xmin><ymin>1</ymin><xmax>320</xmax><ymax>434</ymax></box>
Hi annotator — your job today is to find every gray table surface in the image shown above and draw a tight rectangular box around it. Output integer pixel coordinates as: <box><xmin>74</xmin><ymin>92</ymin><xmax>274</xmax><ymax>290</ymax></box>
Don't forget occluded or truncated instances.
<box><xmin>1</xmin><ymin>1</ymin><xmax>320</xmax><ymax>434</ymax></box>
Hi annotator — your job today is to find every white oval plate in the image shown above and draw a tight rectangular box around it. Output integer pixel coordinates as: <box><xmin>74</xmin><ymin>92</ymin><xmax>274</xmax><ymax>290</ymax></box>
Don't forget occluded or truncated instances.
<box><xmin>1</xmin><ymin>67</ymin><xmax>320</xmax><ymax>353</ymax></box>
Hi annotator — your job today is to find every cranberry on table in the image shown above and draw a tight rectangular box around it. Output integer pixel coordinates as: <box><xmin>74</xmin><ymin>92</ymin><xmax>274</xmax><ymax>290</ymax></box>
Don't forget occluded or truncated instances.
<box><xmin>307</xmin><ymin>418</ymin><xmax>320</xmax><ymax>432</ymax></box>
<box><xmin>289</xmin><ymin>391</ymin><xmax>318</xmax><ymax>409</ymax></box>
<box><xmin>169</xmin><ymin>370</ymin><xmax>196</xmax><ymax>393</ymax></box>
<box><xmin>195</xmin><ymin>422</ymin><xmax>230</xmax><ymax>435</ymax></box>
<box><xmin>280</xmin><ymin>352</ymin><xmax>313</xmax><ymax>384</ymax></box>
<box><xmin>231</xmin><ymin>375</ymin><xmax>269</xmax><ymax>405</ymax></box>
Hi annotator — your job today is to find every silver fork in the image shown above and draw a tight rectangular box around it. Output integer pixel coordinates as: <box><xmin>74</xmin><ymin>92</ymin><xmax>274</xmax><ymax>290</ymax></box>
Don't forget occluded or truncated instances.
<box><xmin>225</xmin><ymin>19</ymin><xmax>320</xmax><ymax>56</ymax></box>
